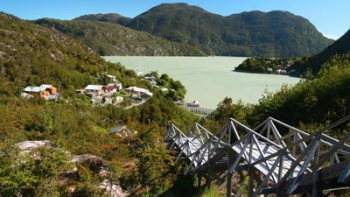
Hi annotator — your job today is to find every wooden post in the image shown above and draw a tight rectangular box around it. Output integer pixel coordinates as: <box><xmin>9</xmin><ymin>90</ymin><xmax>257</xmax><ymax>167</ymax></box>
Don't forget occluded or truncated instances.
<box><xmin>226</xmin><ymin>151</ymin><xmax>235</xmax><ymax>197</ymax></box>
<box><xmin>226</xmin><ymin>122</ymin><xmax>233</xmax><ymax>197</ymax></box>
<box><xmin>198</xmin><ymin>175</ymin><xmax>201</xmax><ymax>188</ymax></box>
<box><xmin>207</xmin><ymin>143</ymin><xmax>212</xmax><ymax>189</ymax></box>
<box><xmin>312</xmin><ymin>142</ymin><xmax>324</xmax><ymax>197</ymax></box>
<box><xmin>248</xmin><ymin>136</ymin><xmax>254</xmax><ymax>197</ymax></box>
<box><xmin>312</xmin><ymin>170</ymin><xmax>323</xmax><ymax>197</ymax></box>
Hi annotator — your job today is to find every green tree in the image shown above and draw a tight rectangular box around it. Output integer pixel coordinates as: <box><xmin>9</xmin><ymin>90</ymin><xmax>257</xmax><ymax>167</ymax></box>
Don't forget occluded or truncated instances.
<box><xmin>0</xmin><ymin>144</ymin><xmax>73</xmax><ymax>197</ymax></box>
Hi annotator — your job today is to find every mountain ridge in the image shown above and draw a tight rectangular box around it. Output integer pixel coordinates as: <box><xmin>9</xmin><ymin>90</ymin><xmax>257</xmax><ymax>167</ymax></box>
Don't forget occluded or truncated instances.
<box><xmin>71</xmin><ymin>3</ymin><xmax>333</xmax><ymax>57</ymax></box>
<box><xmin>290</xmin><ymin>28</ymin><xmax>350</xmax><ymax>75</ymax></box>
<box><xmin>34</xmin><ymin>17</ymin><xmax>205</xmax><ymax>56</ymax></box>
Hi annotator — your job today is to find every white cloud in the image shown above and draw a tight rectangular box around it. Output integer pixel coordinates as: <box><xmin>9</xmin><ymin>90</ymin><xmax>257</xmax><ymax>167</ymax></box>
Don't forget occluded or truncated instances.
<box><xmin>323</xmin><ymin>34</ymin><xmax>339</xmax><ymax>40</ymax></box>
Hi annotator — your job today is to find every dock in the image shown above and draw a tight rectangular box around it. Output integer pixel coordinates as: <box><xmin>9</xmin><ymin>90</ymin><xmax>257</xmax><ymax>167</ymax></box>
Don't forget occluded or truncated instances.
<box><xmin>185</xmin><ymin>106</ymin><xmax>214</xmax><ymax>116</ymax></box>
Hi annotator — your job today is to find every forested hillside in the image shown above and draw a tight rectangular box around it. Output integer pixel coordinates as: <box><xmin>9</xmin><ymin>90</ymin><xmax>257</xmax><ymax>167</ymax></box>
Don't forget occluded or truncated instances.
<box><xmin>290</xmin><ymin>28</ymin><xmax>350</xmax><ymax>76</ymax></box>
<box><xmin>77</xmin><ymin>3</ymin><xmax>334</xmax><ymax>57</ymax></box>
<box><xmin>0</xmin><ymin>12</ymin><xmax>110</xmax><ymax>97</ymax></box>
<box><xmin>0</xmin><ymin>12</ymin><xmax>201</xmax><ymax>197</ymax></box>
<box><xmin>76</xmin><ymin>13</ymin><xmax>129</xmax><ymax>23</ymax></box>
<box><xmin>34</xmin><ymin>18</ymin><xmax>205</xmax><ymax>56</ymax></box>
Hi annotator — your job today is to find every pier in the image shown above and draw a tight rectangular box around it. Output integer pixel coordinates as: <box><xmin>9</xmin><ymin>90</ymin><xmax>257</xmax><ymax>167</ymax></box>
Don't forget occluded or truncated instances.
<box><xmin>184</xmin><ymin>106</ymin><xmax>214</xmax><ymax>116</ymax></box>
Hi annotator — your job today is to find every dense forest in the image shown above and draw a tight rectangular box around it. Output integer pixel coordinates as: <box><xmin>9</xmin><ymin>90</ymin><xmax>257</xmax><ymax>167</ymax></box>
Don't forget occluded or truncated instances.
<box><xmin>73</xmin><ymin>3</ymin><xmax>333</xmax><ymax>57</ymax></box>
<box><xmin>34</xmin><ymin>18</ymin><xmax>206</xmax><ymax>56</ymax></box>
<box><xmin>289</xmin><ymin>28</ymin><xmax>350</xmax><ymax>76</ymax></box>
<box><xmin>1</xmin><ymin>8</ymin><xmax>350</xmax><ymax>197</ymax></box>
<box><xmin>234</xmin><ymin>28</ymin><xmax>350</xmax><ymax>78</ymax></box>
<box><xmin>234</xmin><ymin>56</ymin><xmax>298</xmax><ymax>75</ymax></box>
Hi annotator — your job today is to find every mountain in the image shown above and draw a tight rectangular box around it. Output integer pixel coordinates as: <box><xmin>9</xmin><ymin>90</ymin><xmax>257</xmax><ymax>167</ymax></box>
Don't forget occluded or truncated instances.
<box><xmin>110</xmin><ymin>3</ymin><xmax>333</xmax><ymax>57</ymax></box>
<box><xmin>290</xmin><ymin>28</ymin><xmax>350</xmax><ymax>75</ymax></box>
<box><xmin>36</xmin><ymin>3</ymin><xmax>333</xmax><ymax>57</ymax></box>
<box><xmin>74</xmin><ymin>13</ymin><xmax>129</xmax><ymax>23</ymax></box>
<box><xmin>34</xmin><ymin>18</ymin><xmax>205</xmax><ymax>56</ymax></box>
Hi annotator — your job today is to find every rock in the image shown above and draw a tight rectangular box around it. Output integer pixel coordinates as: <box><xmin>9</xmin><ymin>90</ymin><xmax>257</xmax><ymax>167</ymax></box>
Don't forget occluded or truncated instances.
<box><xmin>14</xmin><ymin>140</ymin><xmax>129</xmax><ymax>197</ymax></box>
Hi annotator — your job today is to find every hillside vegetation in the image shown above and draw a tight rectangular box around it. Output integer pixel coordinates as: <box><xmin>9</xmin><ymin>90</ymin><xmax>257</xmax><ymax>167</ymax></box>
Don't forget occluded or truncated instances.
<box><xmin>1</xmin><ymin>6</ymin><xmax>350</xmax><ymax>196</ymax></box>
<box><xmin>75</xmin><ymin>3</ymin><xmax>333</xmax><ymax>57</ymax></box>
<box><xmin>0</xmin><ymin>12</ymin><xmax>106</xmax><ymax>97</ymax></box>
<box><xmin>0</xmin><ymin>12</ymin><xmax>201</xmax><ymax>197</ymax></box>
<box><xmin>290</xmin><ymin>28</ymin><xmax>350</xmax><ymax>76</ymax></box>
<box><xmin>34</xmin><ymin>18</ymin><xmax>205</xmax><ymax>56</ymax></box>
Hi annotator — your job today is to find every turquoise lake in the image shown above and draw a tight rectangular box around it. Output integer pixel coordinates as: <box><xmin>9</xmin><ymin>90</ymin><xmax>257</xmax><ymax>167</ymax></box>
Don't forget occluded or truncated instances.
<box><xmin>103</xmin><ymin>56</ymin><xmax>301</xmax><ymax>109</ymax></box>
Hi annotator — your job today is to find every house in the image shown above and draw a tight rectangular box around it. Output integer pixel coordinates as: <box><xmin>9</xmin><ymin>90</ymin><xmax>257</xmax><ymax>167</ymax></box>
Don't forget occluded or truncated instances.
<box><xmin>276</xmin><ymin>69</ymin><xmax>287</xmax><ymax>74</ymax></box>
<box><xmin>266</xmin><ymin>67</ymin><xmax>273</xmax><ymax>73</ymax></box>
<box><xmin>140</xmin><ymin>91</ymin><xmax>153</xmax><ymax>99</ymax></box>
<box><xmin>160</xmin><ymin>87</ymin><xmax>168</xmax><ymax>92</ymax></box>
<box><xmin>106</xmin><ymin>74</ymin><xmax>117</xmax><ymax>82</ymax></box>
<box><xmin>107</xmin><ymin>125</ymin><xmax>127</xmax><ymax>135</ymax></box>
<box><xmin>144</xmin><ymin>76</ymin><xmax>157</xmax><ymax>86</ymax></box>
<box><xmin>107</xmin><ymin>125</ymin><xmax>135</xmax><ymax>137</ymax></box>
<box><xmin>92</xmin><ymin>96</ymin><xmax>124</xmax><ymax>106</ymax></box>
<box><xmin>102</xmin><ymin>82</ymin><xmax>122</xmax><ymax>97</ymax></box>
<box><xmin>84</xmin><ymin>85</ymin><xmax>104</xmax><ymax>98</ymax></box>
<box><xmin>22</xmin><ymin>84</ymin><xmax>59</xmax><ymax>101</ymax></box>
<box><xmin>125</xmin><ymin>86</ymin><xmax>152</xmax><ymax>98</ymax></box>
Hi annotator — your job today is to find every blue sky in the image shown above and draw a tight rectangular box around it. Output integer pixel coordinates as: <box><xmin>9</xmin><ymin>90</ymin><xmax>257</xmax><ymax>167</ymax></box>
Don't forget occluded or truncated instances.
<box><xmin>1</xmin><ymin>0</ymin><xmax>349</xmax><ymax>40</ymax></box>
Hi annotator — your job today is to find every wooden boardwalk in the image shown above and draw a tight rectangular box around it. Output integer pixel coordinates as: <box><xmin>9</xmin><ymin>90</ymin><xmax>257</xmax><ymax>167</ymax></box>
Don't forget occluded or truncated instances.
<box><xmin>164</xmin><ymin>116</ymin><xmax>350</xmax><ymax>197</ymax></box>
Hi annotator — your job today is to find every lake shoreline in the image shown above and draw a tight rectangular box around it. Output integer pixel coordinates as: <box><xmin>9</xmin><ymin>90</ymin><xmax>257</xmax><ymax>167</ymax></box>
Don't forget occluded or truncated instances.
<box><xmin>103</xmin><ymin>56</ymin><xmax>301</xmax><ymax>109</ymax></box>
<box><xmin>232</xmin><ymin>70</ymin><xmax>301</xmax><ymax>79</ymax></box>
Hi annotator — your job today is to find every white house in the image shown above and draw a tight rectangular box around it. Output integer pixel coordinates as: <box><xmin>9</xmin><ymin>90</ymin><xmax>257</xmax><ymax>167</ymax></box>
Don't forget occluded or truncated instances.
<box><xmin>84</xmin><ymin>85</ymin><xmax>104</xmax><ymax>98</ymax></box>
<box><xmin>106</xmin><ymin>74</ymin><xmax>117</xmax><ymax>82</ymax></box>
<box><xmin>22</xmin><ymin>84</ymin><xmax>59</xmax><ymax>101</ymax></box>
<box><xmin>125</xmin><ymin>86</ymin><xmax>152</xmax><ymax>98</ymax></box>
<box><xmin>141</xmin><ymin>91</ymin><xmax>153</xmax><ymax>99</ymax></box>
<box><xmin>144</xmin><ymin>76</ymin><xmax>157</xmax><ymax>86</ymax></box>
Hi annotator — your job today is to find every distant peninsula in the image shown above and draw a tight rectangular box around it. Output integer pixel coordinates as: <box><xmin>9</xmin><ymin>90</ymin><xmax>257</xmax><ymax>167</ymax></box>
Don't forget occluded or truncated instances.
<box><xmin>234</xmin><ymin>56</ymin><xmax>300</xmax><ymax>77</ymax></box>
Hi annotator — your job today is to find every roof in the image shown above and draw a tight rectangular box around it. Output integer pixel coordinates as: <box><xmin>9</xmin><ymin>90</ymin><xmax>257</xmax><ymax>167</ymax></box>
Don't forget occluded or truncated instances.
<box><xmin>23</xmin><ymin>84</ymin><xmax>53</xmax><ymax>92</ymax></box>
<box><xmin>107</xmin><ymin>82</ymin><xmax>121</xmax><ymax>86</ymax></box>
<box><xmin>125</xmin><ymin>86</ymin><xmax>148</xmax><ymax>93</ymax></box>
<box><xmin>84</xmin><ymin>85</ymin><xmax>103</xmax><ymax>90</ymax></box>
<box><xmin>40</xmin><ymin>84</ymin><xmax>52</xmax><ymax>89</ymax></box>
<box><xmin>107</xmin><ymin>125</ymin><xmax>127</xmax><ymax>134</ymax></box>
<box><xmin>106</xmin><ymin>74</ymin><xmax>116</xmax><ymax>78</ymax></box>
<box><xmin>24</xmin><ymin>86</ymin><xmax>41</xmax><ymax>92</ymax></box>
<box><xmin>103</xmin><ymin>87</ymin><xmax>115</xmax><ymax>91</ymax></box>
<box><xmin>145</xmin><ymin>76</ymin><xmax>156</xmax><ymax>80</ymax></box>
<box><xmin>142</xmin><ymin>91</ymin><xmax>153</xmax><ymax>97</ymax></box>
